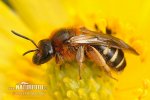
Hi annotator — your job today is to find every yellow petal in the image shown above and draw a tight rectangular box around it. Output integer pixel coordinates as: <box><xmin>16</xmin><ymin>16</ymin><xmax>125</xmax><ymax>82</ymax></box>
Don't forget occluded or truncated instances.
<box><xmin>9</xmin><ymin>0</ymin><xmax>70</xmax><ymax>35</ymax></box>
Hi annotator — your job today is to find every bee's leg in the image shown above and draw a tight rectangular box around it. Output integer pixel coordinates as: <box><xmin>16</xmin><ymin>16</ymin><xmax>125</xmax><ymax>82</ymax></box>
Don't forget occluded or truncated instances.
<box><xmin>76</xmin><ymin>46</ymin><xmax>84</xmax><ymax>79</ymax></box>
<box><xmin>55</xmin><ymin>52</ymin><xmax>64</xmax><ymax>70</ymax></box>
<box><xmin>86</xmin><ymin>46</ymin><xmax>117</xmax><ymax>80</ymax></box>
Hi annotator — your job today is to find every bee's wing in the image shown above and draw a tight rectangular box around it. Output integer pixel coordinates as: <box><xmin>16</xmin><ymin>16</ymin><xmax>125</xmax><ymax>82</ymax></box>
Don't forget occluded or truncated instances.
<box><xmin>68</xmin><ymin>27</ymin><xmax>139</xmax><ymax>55</ymax></box>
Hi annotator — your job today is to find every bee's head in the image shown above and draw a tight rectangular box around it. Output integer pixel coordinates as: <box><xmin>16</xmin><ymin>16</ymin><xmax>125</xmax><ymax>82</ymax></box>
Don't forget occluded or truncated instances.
<box><xmin>32</xmin><ymin>39</ymin><xmax>54</xmax><ymax>65</ymax></box>
<box><xmin>11</xmin><ymin>30</ymin><xmax>55</xmax><ymax>65</ymax></box>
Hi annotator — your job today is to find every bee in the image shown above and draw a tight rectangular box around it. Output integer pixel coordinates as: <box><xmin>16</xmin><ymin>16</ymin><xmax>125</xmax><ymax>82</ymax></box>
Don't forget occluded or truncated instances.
<box><xmin>11</xmin><ymin>27</ymin><xmax>139</xmax><ymax>79</ymax></box>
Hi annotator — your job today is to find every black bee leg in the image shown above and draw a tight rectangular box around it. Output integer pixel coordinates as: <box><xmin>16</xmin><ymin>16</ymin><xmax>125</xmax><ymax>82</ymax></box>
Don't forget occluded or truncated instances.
<box><xmin>55</xmin><ymin>53</ymin><xmax>64</xmax><ymax>70</ymax></box>
<box><xmin>76</xmin><ymin>46</ymin><xmax>84</xmax><ymax>80</ymax></box>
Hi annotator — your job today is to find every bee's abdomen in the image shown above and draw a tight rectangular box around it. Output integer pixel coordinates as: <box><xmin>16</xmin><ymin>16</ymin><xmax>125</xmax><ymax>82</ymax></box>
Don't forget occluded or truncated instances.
<box><xmin>93</xmin><ymin>45</ymin><xmax>126</xmax><ymax>71</ymax></box>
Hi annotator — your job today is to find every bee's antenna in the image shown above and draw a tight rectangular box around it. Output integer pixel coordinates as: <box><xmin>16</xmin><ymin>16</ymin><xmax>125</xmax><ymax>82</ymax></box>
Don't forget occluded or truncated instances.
<box><xmin>11</xmin><ymin>30</ymin><xmax>38</xmax><ymax>48</ymax></box>
<box><xmin>23</xmin><ymin>49</ymin><xmax>39</xmax><ymax>56</ymax></box>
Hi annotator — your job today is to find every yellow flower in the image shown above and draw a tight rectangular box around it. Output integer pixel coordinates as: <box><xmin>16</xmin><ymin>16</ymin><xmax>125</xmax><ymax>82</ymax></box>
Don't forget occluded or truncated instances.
<box><xmin>0</xmin><ymin>0</ymin><xmax>150</xmax><ymax>100</ymax></box>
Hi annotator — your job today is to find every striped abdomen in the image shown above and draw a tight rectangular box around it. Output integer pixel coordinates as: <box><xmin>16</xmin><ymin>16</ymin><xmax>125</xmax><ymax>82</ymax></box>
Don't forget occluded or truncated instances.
<box><xmin>93</xmin><ymin>45</ymin><xmax>126</xmax><ymax>71</ymax></box>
